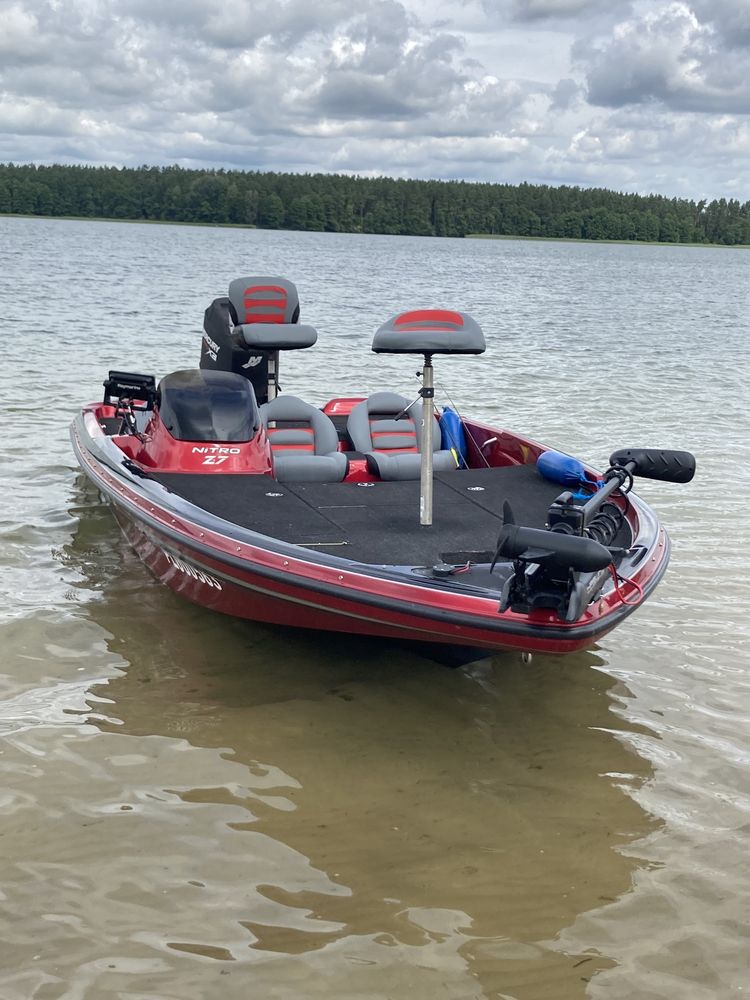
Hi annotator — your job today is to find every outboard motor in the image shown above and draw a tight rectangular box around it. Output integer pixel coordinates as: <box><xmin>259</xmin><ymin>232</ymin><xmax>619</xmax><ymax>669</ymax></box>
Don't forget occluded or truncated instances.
<box><xmin>200</xmin><ymin>276</ymin><xmax>317</xmax><ymax>405</ymax></box>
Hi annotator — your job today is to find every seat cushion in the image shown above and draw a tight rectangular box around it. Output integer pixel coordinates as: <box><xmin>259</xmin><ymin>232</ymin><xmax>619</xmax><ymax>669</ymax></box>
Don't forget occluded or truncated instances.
<box><xmin>273</xmin><ymin>452</ymin><xmax>348</xmax><ymax>483</ymax></box>
<box><xmin>348</xmin><ymin>392</ymin><xmax>458</xmax><ymax>480</ymax></box>
<box><xmin>260</xmin><ymin>394</ymin><xmax>347</xmax><ymax>483</ymax></box>
<box><xmin>261</xmin><ymin>394</ymin><xmax>339</xmax><ymax>455</ymax></box>
<box><xmin>366</xmin><ymin>449</ymin><xmax>457</xmax><ymax>481</ymax></box>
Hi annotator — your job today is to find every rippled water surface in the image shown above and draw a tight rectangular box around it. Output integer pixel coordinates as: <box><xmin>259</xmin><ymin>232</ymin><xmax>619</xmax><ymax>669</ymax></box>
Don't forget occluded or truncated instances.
<box><xmin>1</xmin><ymin>216</ymin><xmax>749</xmax><ymax>999</ymax></box>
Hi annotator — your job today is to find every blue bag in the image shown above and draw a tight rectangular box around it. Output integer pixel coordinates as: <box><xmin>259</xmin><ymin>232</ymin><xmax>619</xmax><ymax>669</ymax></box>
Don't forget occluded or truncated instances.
<box><xmin>537</xmin><ymin>450</ymin><xmax>603</xmax><ymax>498</ymax></box>
<box><xmin>439</xmin><ymin>407</ymin><xmax>468</xmax><ymax>468</ymax></box>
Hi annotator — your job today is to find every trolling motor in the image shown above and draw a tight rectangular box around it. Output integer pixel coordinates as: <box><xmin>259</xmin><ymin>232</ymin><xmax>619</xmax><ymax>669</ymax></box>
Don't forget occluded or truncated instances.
<box><xmin>492</xmin><ymin>447</ymin><xmax>696</xmax><ymax>622</ymax></box>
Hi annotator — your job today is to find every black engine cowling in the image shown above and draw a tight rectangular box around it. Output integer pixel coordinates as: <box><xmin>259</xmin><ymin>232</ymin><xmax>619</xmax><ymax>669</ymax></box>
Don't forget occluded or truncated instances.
<box><xmin>200</xmin><ymin>297</ymin><xmax>270</xmax><ymax>404</ymax></box>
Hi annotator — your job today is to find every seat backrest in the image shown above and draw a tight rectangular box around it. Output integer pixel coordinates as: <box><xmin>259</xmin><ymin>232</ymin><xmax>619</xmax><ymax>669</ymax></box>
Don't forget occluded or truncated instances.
<box><xmin>259</xmin><ymin>395</ymin><xmax>339</xmax><ymax>457</ymax></box>
<box><xmin>227</xmin><ymin>277</ymin><xmax>300</xmax><ymax>326</ymax></box>
<box><xmin>347</xmin><ymin>391</ymin><xmax>442</xmax><ymax>455</ymax></box>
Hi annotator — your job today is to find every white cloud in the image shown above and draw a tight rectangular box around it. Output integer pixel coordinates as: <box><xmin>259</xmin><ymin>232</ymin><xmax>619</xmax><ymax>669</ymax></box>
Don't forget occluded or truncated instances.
<box><xmin>0</xmin><ymin>0</ymin><xmax>746</xmax><ymax>198</ymax></box>
<box><xmin>0</xmin><ymin>3</ymin><xmax>39</xmax><ymax>59</ymax></box>
<box><xmin>579</xmin><ymin>2</ymin><xmax>750</xmax><ymax>113</ymax></box>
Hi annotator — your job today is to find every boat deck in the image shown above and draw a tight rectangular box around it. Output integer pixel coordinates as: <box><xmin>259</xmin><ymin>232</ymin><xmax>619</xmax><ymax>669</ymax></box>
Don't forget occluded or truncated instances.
<box><xmin>152</xmin><ymin>465</ymin><xmax>629</xmax><ymax>567</ymax></box>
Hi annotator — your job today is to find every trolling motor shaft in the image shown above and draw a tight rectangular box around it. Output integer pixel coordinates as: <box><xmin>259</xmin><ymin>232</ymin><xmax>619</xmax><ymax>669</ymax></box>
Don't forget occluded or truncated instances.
<box><xmin>548</xmin><ymin>448</ymin><xmax>695</xmax><ymax>545</ymax></box>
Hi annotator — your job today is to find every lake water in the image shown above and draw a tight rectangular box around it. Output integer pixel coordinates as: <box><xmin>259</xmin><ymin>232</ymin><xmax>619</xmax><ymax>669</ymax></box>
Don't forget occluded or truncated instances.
<box><xmin>1</xmin><ymin>215</ymin><xmax>749</xmax><ymax>999</ymax></box>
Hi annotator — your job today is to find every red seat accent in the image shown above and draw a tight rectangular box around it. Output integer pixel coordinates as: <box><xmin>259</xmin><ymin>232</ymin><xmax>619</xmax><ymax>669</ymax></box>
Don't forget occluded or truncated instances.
<box><xmin>394</xmin><ymin>309</ymin><xmax>463</xmax><ymax>329</ymax></box>
<box><xmin>242</xmin><ymin>285</ymin><xmax>288</xmax><ymax>324</ymax></box>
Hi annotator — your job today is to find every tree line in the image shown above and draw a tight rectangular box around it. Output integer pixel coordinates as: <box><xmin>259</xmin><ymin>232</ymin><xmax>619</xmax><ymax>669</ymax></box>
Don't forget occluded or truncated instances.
<box><xmin>1</xmin><ymin>162</ymin><xmax>748</xmax><ymax>245</ymax></box>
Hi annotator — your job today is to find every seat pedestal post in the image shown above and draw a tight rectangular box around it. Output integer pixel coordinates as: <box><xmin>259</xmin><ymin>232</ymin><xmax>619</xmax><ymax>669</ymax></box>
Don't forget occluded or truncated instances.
<box><xmin>420</xmin><ymin>355</ymin><xmax>434</xmax><ymax>526</ymax></box>
<box><xmin>267</xmin><ymin>350</ymin><xmax>280</xmax><ymax>401</ymax></box>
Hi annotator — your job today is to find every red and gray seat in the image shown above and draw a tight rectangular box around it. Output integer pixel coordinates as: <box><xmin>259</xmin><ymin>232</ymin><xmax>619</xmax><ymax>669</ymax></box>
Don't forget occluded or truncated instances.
<box><xmin>201</xmin><ymin>277</ymin><xmax>317</xmax><ymax>405</ymax></box>
<box><xmin>227</xmin><ymin>277</ymin><xmax>317</xmax><ymax>351</ymax></box>
<box><xmin>346</xmin><ymin>391</ymin><xmax>457</xmax><ymax>481</ymax></box>
<box><xmin>259</xmin><ymin>395</ymin><xmax>347</xmax><ymax>483</ymax></box>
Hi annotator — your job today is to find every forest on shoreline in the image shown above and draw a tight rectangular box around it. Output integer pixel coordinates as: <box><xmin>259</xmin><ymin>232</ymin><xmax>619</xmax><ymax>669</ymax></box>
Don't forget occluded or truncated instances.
<box><xmin>2</xmin><ymin>162</ymin><xmax>748</xmax><ymax>245</ymax></box>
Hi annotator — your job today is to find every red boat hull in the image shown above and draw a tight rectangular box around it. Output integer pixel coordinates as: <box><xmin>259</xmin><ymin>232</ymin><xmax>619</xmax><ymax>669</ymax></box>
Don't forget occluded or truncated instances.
<box><xmin>71</xmin><ymin>406</ymin><xmax>671</xmax><ymax>661</ymax></box>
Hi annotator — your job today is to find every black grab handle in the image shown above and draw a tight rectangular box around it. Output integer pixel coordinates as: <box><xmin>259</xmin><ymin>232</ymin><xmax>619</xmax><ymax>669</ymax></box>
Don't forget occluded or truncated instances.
<box><xmin>609</xmin><ymin>448</ymin><xmax>696</xmax><ymax>484</ymax></box>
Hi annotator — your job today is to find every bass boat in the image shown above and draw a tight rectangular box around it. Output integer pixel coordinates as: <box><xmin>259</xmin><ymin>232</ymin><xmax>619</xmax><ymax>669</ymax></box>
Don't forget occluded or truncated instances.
<box><xmin>71</xmin><ymin>276</ymin><xmax>695</xmax><ymax>664</ymax></box>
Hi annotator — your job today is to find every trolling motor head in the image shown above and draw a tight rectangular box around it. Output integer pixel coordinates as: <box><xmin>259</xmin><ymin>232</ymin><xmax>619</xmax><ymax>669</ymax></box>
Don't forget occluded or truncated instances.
<box><xmin>540</xmin><ymin>446</ymin><xmax>696</xmax><ymax>546</ymax></box>
<box><xmin>490</xmin><ymin>500</ymin><xmax>612</xmax><ymax>622</ymax></box>
<box><xmin>539</xmin><ymin>447</ymin><xmax>696</xmax><ymax>492</ymax></box>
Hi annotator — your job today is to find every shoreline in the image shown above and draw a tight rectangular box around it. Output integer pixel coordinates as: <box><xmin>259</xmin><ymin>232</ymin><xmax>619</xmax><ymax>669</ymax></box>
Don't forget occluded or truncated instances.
<box><xmin>2</xmin><ymin>212</ymin><xmax>747</xmax><ymax>249</ymax></box>
<box><xmin>466</xmin><ymin>232</ymin><xmax>750</xmax><ymax>250</ymax></box>
<box><xmin>0</xmin><ymin>212</ymin><xmax>257</xmax><ymax>230</ymax></box>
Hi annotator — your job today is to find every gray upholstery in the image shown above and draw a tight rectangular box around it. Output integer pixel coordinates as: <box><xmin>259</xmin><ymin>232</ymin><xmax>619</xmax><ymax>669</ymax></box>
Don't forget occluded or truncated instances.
<box><xmin>228</xmin><ymin>276</ymin><xmax>317</xmax><ymax>354</ymax></box>
<box><xmin>228</xmin><ymin>277</ymin><xmax>300</xmax><ymax>324</ymax></box>
<box><xmin>373</xmin><ymin>309</ymin><xmax>486</xmax><ymax>355</ymax></box>
<box><xmin>260</xmin><ymin>395</ymin><xmax>347</xmax><ymax>483</ymax></box>
<box><xmin>367</xmin><ymin>449</ymin><xmax>457</xmax><ymax>480</ymax></box>
<box><xmin>237</xmin><ymin>322</ymin><xmax>317</xmax><ymax>351</ymax></box>
<box><xmin>347</xmin><ymin>391</ymin><xmax>457</xmax><ymax>481</ymax></box>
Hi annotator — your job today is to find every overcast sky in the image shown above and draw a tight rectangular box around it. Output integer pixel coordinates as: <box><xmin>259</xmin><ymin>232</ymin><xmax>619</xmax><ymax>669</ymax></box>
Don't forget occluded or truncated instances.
<box><xmin>1</xmin><ymin>0</ymin><xmax>748</xmax><ymax>199</ymax></box>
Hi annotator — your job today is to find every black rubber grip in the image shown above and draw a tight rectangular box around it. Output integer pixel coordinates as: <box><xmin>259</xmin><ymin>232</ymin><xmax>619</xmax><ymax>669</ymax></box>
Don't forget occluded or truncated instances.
<box><xmin>609</xmin><ymin>448</ymin><xmax>696</xmax><ymax>484</ymax></box>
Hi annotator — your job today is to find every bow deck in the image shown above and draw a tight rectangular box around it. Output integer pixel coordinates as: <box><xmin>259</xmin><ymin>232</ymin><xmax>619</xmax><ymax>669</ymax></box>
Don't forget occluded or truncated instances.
<box><xmin>151</xmin><ymin>464</ymin><xmax>632</xmax><ymax>567</ymax></box>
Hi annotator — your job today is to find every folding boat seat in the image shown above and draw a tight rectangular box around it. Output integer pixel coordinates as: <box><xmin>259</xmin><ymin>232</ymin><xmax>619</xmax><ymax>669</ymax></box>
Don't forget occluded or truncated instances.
<box><xmin>259</xmin><ymin>395</ymin><xmax>348</xmax><ymax>483</ymax></box>
<box><xmin>346</xmin><ymin>391</ymin><xmax>457</xmax><ymax>481</ymax></box>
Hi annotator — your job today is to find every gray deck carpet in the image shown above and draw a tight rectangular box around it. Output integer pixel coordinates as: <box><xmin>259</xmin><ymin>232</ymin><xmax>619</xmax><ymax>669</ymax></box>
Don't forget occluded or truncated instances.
<box><xmin>152</xmin><ymin>464</ymin><xmax>629</xmax><ymax>566</ymax></box>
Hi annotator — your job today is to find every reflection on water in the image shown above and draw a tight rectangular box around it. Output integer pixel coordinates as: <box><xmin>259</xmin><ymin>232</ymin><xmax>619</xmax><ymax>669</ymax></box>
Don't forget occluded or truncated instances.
<box><xmin>0</xmin><ymin>481</ymin><xmax>654</xmax><ymax>998</ymax></box>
